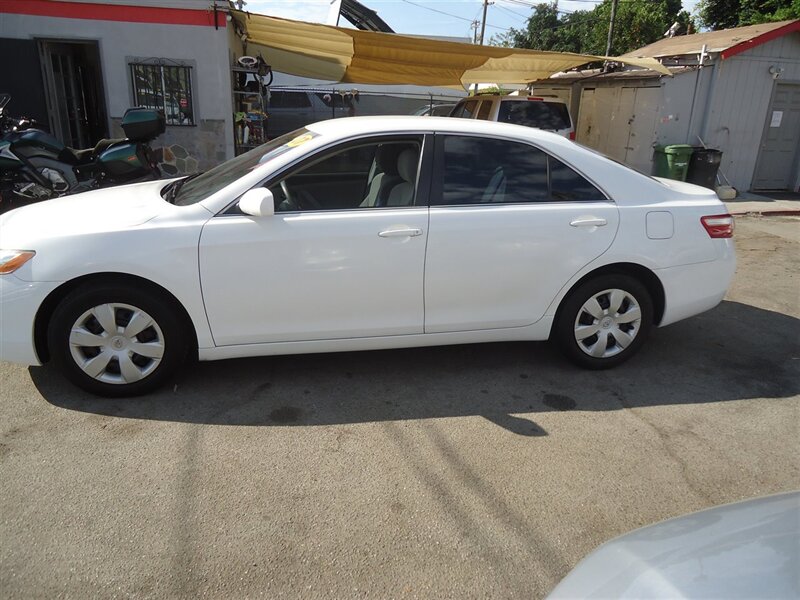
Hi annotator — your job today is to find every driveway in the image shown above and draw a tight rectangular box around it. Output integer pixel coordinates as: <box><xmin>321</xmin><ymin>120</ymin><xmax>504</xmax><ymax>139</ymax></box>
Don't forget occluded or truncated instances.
<box><xmin>1</xmin><ymin>216</ymin><xmax>798</xmax><ymax>598</ymax></box>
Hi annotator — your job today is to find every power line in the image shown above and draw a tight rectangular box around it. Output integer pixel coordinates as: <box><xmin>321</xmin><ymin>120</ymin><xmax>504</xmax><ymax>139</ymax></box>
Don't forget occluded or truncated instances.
<box><xmin>507</xmin><ymin>11</ymin><xmax>610</xmax><ymax>31</ymax></box>
<box><xmin>502</xmin><ymin>0</ymin><xmax>578</xmax><ymax>15</ymax></box>
<box><xmin>501</xmin><ymin>0</ymin><xmax>661</xmax><ymax>6</ymax></box>
<box><xmin>398</xmin><ymin>0</ymin><xmax>508</xmax><ymax>30</ymax></box>
<box><xmin>398</xmin><ymin>0</ymin><xmax>474</xmax><ymax>23</ymax></box>
<box><xmin>495</xmin><ymin>2</ymin><xmax>530</xmax><ymax>19</ymax></box>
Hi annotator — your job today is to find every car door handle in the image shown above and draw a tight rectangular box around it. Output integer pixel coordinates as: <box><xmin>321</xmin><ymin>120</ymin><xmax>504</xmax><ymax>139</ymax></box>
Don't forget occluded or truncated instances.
<box><xmin>570</xmin><ymin>217</ymin><xmax>608</xmax><ymax>227</ymax></box>
<box><xmin>378</xmin><ymin>228</ymin><xmax>423</xmax><ymax>238</ymax></box>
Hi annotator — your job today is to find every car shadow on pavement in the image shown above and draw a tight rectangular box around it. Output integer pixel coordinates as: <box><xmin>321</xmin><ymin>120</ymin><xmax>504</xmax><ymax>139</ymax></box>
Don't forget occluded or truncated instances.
<box><xmin>32</xmin><ymin>300</ymin><xmax>800</xmax><ymax>436</ymax></box>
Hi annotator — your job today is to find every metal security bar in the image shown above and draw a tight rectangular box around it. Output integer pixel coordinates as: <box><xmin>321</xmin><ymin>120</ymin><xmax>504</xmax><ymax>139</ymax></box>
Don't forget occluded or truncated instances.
<box><xmin>130</xmin><ymin>62</ymin><xmax>194</xmax><ymax>126</ymax></box>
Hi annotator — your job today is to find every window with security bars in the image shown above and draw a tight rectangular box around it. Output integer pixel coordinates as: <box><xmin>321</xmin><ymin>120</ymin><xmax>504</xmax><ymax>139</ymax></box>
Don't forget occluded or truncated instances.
<box><xmin>130</xmin><ymin>62</ymin><xmax>194</xmax><ymax>126</ymax></box>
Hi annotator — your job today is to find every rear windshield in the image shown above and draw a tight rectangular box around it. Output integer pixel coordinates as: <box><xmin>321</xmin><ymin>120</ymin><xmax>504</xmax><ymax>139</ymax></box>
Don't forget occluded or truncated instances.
<box><xmin>497</xmin><ymin>100</ymin><xmax>571</xmax><ymax>131</ymax></box>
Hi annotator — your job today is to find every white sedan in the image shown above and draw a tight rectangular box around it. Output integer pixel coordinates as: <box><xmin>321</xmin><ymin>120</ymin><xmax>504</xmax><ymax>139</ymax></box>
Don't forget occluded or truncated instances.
<box><xmin>0</xmin><ymin>117</ymin><xmax>735</xmax><ymax>397</ymax></box>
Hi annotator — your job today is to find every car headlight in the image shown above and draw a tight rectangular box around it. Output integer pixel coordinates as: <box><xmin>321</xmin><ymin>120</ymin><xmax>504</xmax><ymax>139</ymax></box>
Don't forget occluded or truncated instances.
<box><xmin>0</xmin><ymin>250</ymin><xmax>35</xmax><ymax>274</ymax></box>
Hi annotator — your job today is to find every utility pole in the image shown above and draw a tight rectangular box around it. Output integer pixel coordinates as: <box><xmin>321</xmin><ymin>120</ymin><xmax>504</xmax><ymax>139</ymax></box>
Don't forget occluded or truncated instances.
<box><xmin>473</xmin><ymin>0</ymin><xmax>491</xmax><ymax>93</ymax></box>
<box><xmin>478</xmin><ymin>0</ymin><xmax>489</xmax><ymax>45</ymax></box>
<box><xmin>604</xmin><ymin>0</ymin><xmax>618</xmax><ymax>57</ymax></box>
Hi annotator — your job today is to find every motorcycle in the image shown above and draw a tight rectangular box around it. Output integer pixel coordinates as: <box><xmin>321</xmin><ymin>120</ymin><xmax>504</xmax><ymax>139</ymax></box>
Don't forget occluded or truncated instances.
<box><xmin>0</xmin><ymin>93</ymin><xmax>164</xmax><ymax>211</ymax></box>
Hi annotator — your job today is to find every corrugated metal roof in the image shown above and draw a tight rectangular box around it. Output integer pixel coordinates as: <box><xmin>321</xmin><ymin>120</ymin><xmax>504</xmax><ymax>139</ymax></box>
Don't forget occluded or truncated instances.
<box><xmin>544</xmin><ymin>66</ymin><xmax>694</xmax><ymax>82</ymax></box>
<box><xmin>622</xmin><ymin>19</ymin><xmax>799</xmax><ymax>59</ymax></box>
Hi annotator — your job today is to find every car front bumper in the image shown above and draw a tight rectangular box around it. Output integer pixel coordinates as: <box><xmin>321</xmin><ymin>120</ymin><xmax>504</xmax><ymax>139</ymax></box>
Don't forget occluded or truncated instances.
<box><xmin>0</xmin><ymin>275</ymin><xmax>60</xmax><ymax>366</ymax></box>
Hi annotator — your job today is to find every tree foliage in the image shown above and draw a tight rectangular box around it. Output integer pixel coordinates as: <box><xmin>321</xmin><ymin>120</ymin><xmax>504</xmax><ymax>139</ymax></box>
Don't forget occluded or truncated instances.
<box><xmin>500</xmin><ymin>0</ymin><xmax>695</xmax><ymax>56</ymax></box>
<box><xmin>698</xmin><ymin>0</ymin><xmax>799</xmax><ymax>29</ymax></box>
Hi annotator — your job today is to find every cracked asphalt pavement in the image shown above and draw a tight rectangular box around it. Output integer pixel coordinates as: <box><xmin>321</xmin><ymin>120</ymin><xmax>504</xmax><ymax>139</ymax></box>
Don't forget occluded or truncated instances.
<box><xmin>1</xmin><ymin>216</ymin><xmax>798</xmax><ymax>598</ymax></box>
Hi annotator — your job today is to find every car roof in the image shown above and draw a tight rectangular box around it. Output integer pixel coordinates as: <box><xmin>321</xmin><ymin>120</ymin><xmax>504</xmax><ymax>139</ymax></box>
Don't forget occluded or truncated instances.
<box><xmin>460</xmin><ymin>94</ymin><xmax>568</xmax><ymax>104</ymax></box>
<box><xmin>306</xmin><ymin>115</ymin><xmax>572</xmax><ymax>147</ymax></box>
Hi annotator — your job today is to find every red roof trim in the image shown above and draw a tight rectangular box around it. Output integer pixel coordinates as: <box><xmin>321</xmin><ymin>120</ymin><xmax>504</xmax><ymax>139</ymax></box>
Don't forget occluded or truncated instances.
<box><xmin>721</xmin><ymin>20</ymin><xmax>800</xmax><ymax>59</ymax></box>
<box><xmin>0</xmin><ymin>0</ymin><xmax>226</xmax><ymax>28</ymax></box>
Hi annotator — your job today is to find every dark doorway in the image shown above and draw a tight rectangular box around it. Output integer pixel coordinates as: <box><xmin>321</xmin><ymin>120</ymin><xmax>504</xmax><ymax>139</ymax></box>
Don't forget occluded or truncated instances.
<box><xmin>38</xmin><ymin>40</ymin><xmax>108</xmax><ymax>148</ymax></box>
<box><xmin>0</xmin><ymin>38</ymin><xmax>50</xmax><ymax>129</ymax></box>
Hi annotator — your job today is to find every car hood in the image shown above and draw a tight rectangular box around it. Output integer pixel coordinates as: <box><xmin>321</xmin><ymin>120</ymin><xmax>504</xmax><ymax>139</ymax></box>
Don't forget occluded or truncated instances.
<box><xmin>547</xmin><ymin>491</ymin><xmax>800</xmax><ymax>599</ymax></box>
<box><xmin>0</xmin><ymin>179</ymin><xmax>172</xmax><ymax>247</ymax></box>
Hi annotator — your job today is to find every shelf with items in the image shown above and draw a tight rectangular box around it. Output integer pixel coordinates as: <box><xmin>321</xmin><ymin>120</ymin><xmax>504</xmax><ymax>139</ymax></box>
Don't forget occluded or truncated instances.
<box><xmin>231</xmin><ymin>65</ymin><xmax>268</xmax><ymax>156</ymax></box>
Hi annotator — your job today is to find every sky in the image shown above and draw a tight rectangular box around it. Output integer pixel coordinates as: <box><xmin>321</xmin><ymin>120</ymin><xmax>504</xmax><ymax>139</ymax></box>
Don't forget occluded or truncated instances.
<box><xmin>243</xmin><ymin>0</ymin><xmax>700</xmax><ymax>41</ymax></box>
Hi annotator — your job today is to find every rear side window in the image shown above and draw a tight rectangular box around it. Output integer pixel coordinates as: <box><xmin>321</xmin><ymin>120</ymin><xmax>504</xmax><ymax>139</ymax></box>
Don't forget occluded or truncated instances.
<box><xmin>269</xmin><ymin>91</ymin><xmax>312</xmax><ymax>109</ymax></box>
<box><xmin>549</xmin><ymin>159</ymin><xmax>605</xmax><ymax>201</ymax></box>
<box><xmin>451</xmin><ymin>100</ymin><xmax>478</xmax><ymax>119</ymax></box>
<box><xmin>431</xmin><ymin>135</ymin><xmax>604</xmax><ymax>205</ymax></box>
<box><xmin>497</xmin><ymin>100</ymin><xmax>571</xmax><ymax>130</ymax></box>
<box><xmin>476</xmin><ymin>100</ymin><xmax>492</xmax><ymax>120</ymax></box>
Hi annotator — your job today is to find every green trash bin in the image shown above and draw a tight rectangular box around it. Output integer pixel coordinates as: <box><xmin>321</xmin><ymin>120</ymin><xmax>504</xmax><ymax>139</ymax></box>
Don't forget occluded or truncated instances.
<box><xmin>653</xmin><ymin>144</ymin><xmax>694</xmax><ymax>181</ymax></box>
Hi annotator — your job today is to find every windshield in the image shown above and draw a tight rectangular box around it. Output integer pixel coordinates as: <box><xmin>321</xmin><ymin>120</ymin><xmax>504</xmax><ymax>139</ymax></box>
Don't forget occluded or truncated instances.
<box><xmin>172</xmin><ymin>128</ymin><xmax>318</xmax><ymax>206</ymax></box>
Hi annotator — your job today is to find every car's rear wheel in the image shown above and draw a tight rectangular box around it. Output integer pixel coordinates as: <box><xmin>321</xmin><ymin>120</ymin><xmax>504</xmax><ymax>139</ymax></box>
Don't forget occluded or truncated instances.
<box><xmin>554</xmin><ymin>274</ymin><xmax>653</xmax><ymax>369</ymax></box>
<box><xmin>47</xmin><ymin>284</ymin><xmax>187</xmax><ymax>397</ymax></box>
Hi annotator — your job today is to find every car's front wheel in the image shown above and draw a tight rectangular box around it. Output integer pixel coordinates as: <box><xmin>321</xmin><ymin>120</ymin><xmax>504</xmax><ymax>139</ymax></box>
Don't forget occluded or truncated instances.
<box><xmin>554</xmin><ymin>274</ymin><xmax>653</xmax><ymax>369</ymax></box>
<box><xmin>47</xmin><ymin>284</ymin><xmax>188</xmax><ymax>397</ymax></box>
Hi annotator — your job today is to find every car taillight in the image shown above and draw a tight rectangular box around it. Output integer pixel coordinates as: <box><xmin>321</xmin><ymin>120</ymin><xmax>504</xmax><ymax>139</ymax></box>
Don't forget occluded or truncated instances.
<box><xmin>568</xmin><ymin>131</ymin><xmax>576</xmax><ymax>141</ymax></box>
<box><xmin>701</xmin><ymin>214</ymin><xmax>734</xmax><ymax>238</ymax></box>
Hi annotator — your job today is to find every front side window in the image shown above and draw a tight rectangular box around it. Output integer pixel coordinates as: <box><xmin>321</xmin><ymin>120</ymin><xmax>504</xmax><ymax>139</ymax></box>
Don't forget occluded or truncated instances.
<box><xmin>172</xmin><ymin>128</ymin><xmax>318</xmax><ymax>206</ymax></box>
<box><xmin>269</xmin><ymin>137</ymin><xmax>423</xmax><ymax>212</ymax></box>
<box><xmin>431</xmin><ymin>135</ymin><xmax>604</xmax><ymax>205</ymax></box>
<box><xmin>130</xmin><ymin>61</ymin><xmax>194</xmax><ymax>126</ymax></box>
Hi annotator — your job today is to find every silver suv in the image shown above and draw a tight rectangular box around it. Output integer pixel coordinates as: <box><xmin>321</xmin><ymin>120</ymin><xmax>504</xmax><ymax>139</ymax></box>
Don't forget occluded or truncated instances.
<box><xmin>449</xmin><ymin>94</ymin><xmax>575</xmax><ymax>140</ymax></box>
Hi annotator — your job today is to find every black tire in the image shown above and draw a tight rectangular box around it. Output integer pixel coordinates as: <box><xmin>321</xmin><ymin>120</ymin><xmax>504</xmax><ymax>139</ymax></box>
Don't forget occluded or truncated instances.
<box><xmin>553</xmin><ymin>274</ymin><xmax>654</xmax><ymax>369</ymax></box>
<box><xmin>47</xmin><ymin>283</ymin><xmax>188</xmax><ymax>397</ymax></box>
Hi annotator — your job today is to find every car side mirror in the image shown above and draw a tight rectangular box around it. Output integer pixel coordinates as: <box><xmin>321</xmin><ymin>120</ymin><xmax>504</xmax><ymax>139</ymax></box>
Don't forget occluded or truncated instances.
<box><xmin>238</xmin><ymin>188</ymin><xmax>274</xmax><ymax>217</ymax></box>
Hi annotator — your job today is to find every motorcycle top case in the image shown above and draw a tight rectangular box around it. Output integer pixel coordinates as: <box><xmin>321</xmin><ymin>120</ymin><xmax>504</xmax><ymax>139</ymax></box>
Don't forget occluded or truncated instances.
<box><xmin>121</xmin><ymin>108</ymin><xmax>166</xmax><ymax>141</ymax></box>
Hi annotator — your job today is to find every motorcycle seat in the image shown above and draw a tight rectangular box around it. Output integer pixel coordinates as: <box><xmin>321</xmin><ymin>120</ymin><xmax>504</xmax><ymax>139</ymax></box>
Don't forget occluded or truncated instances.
<box><xmin>69</xmin><ymin>138</ymin><xmax>127</xmax><ymax>163</ymax></box>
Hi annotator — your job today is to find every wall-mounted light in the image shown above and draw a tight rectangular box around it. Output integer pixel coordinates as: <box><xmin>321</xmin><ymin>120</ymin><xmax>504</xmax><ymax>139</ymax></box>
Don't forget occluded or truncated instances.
<box><xmin>769</xmin><ymin>65</ymin><xmax>784</xmax><ymax>79</ymax></box>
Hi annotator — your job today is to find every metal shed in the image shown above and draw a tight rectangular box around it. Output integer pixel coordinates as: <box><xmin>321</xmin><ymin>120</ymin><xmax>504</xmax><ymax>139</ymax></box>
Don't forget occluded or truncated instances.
<box><xmin>532</xmin><ymin>20</ymin><xmax>800</xmax><ymax>193</ymax></box>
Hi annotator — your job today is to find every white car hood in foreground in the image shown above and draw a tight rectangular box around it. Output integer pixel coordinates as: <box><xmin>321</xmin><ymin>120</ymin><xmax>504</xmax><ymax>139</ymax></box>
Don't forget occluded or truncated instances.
<box><xmin>0</xmin><ymin>179</ymin><xmax>172</xmax><ymax>248</ymax></box>
<box><xmin>547</xmin><ymin>491</ymin><xmax>800</xmax><ymax>599</ymax></box>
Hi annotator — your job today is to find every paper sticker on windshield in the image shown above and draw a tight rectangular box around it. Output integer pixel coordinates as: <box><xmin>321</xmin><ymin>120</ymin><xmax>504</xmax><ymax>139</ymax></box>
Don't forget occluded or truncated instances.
<box><xmin>257</xmin><ymin>131</ymin><xmax>319</xmax><ymax>164</ymax></box>
<box><xmin>287</xmin><ymin>133</ymin><xmax>315</xmax><ymax>148</ymax></box>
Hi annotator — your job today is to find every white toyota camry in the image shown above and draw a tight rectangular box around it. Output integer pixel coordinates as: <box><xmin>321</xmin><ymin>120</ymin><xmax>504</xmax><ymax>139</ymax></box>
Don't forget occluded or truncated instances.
<box><xmin>0</xmin><ymin>117</ymin><xmax>735</xmax><ymax>396</ymax></box>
